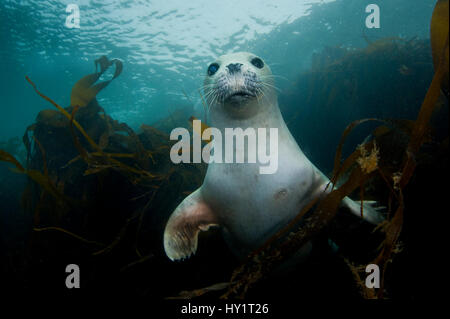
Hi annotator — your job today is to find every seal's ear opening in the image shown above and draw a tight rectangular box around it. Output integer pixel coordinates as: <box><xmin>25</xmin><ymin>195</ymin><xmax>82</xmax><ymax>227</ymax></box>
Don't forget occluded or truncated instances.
<box><xmin>164</xmin><ymin>189</ymin><xmax>218</xmax><ymax>261</ymax></box>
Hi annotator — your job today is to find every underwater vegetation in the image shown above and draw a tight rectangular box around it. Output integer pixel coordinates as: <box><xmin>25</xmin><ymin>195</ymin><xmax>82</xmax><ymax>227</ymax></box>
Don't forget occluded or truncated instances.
<box><xmin>1</xmin><ymin>55</ymin><xmax>208</xmax><ymax>295</ymax></box>
<box><xmin>282</xmin><ymin>37</ymin><xmax>438</xmax><ymax>173</ymax></box>
<box><xmin>0</xmin><ymin>137</ymin><xmax>26</xmax><ymax>165</ymax></box>
<box><xmin>0</xmin><ymin>1</ymin><xmax>448</xmax><ymax>300</ymax></box>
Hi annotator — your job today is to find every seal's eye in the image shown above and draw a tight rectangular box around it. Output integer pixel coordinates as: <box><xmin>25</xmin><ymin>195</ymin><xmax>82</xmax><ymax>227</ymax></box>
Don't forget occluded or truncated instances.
<box><xmin>207</xmin><ymin>63</ymin><xmax>219</xmax><ymax>76</ymax></box>
<box><xmin>251</xmin><ymin>57</ymin><xmax>264</xmax><ymax>69</ymax></box>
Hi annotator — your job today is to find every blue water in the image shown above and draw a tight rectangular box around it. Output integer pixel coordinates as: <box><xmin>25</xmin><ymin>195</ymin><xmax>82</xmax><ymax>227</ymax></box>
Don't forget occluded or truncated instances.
<box><xmin>0</xmin><ymin>0</ymin><xmax>445</xmax><ymax>300</ymax></box>
<box><xmin>0</xmin><ymin>0</ymin><xmax>435</xmax><ymax>142</ymax></box>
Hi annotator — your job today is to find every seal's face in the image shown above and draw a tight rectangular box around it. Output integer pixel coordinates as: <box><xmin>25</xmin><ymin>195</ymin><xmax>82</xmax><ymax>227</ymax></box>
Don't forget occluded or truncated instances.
<box><xmin>203</xmin><ymin>52</ymin><xmax>274</xmax><ymax>116</ymax></box>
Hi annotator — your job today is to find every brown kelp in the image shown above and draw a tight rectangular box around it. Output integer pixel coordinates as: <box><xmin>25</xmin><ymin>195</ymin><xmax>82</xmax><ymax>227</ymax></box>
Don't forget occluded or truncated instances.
<box><xmin>0</xmin><ymin>137</ymin><xmax>26</xmax><ymax>165</ymax></box>
<box><xmin>282</xmin><ymin>38</ymin><xmax>436</xmax><ymax>180</ymax></box>
<box><xmin>430</xmin><ymin>0</ymin><xmax>449</xmax><ymax>95</ymax></box>
<box><xmin>70</xmin><ymin>55</ymin><xmax>123</xmax><ymax>108</ymax></box>
<box><xmin>1</xmin><ymin>56</ymin><xmax>206</xmax><ymax>288</ymax></box>
<box><xmin>0</xmin><ymin>145</ymin><xmax>71</xmax><ymax>208</ymax></box>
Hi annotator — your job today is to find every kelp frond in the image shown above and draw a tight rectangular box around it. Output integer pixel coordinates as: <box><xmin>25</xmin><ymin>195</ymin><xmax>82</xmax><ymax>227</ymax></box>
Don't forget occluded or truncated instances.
<box><xmin>26</xmin><ymin>76</ymin><xmax>161</xmax><ymax>183</ymax></box>
<box><xmin>70</xmin><ymin>56</ymin><xmax>123</xmax><ymax>107</ymax></box>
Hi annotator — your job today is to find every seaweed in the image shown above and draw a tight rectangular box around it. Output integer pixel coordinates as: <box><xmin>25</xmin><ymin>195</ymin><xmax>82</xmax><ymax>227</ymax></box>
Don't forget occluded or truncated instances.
<box><xmin>0</xmin><ymin>136</ymin><xmax>26</xmax><ymax>165</ymax></box>
<box><xmin>1</xmin><ymin>56</ymin><xmax>205</xmax><ymax>275</ymax></box>
<box><xmin>0</xmin><ymin>146</ymin><xmax>70</xmax><ymax>208</ymax></box>
<box><xmin>27</xmin><ymin>76</ymin><xmax>162</xmax><ymax>183</ymax></box>
<box><xmin>430</xmin><ymin>0</ymin><xmax>449</xmax><ymax>95</ymax></box>
<box><xmin>70</xmin><ymin>55</ymin><xmax>123</xmax><ymax>108</ymax></box>
<box><xmin>283</xmin><ymin>39</ymin><xmax>435</xmax><ymax>178</ymax></box>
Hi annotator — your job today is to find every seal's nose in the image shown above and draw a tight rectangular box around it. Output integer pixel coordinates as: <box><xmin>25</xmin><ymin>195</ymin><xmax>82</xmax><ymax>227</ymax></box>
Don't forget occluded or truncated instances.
<box><xmin>226</xmin><ymin>63</ymin><xmax>243</xmax><ymax>74</ymax></box>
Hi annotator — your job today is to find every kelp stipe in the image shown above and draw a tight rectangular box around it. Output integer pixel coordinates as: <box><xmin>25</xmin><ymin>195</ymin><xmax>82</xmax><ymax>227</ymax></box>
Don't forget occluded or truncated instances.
<box><xmin>430</xmin><ymin>0</ymin><xmax>449</xmax><ymax>95</ymax></box>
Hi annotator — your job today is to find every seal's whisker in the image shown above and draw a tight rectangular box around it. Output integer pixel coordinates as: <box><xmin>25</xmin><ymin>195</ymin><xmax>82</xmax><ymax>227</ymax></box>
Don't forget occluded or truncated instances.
<box><xmin>209</xmin><ymin>93</ymin><xmax>219</xmax><ymax>110</ymax></box>
<box><xmin>212</xmin><ymin>91</ymin><xmax>221</xmax><ymax>106</ymax></box>
<box><xmin>257</xmin><ymin>87</ymin><xmax>271</xmax><ymax>106</ymax></box>
<box><xmin>261</xmin><ymin>82</ymin><xmax>282</xmax><ymax>93</ymax></box>
<box><xmin>199</xmin><ymin>83</ymin><xmax>215</xmax><ymax>87</ymax></box>
<box><xmin>198</xmin><ymin>84</ymin><xmax>215</xmax><ymax>92</ymax></box>
<box><xmin>260</xmin><ymin>74</ymin><xmax>289</xmax><ymax>81</ymax></box>
<box><xmin>200</xmin><ymin>87</ymin><xmax>216</xmax><ymax>98</ymax></box>
<box><xmin>204</xmin><ymin>87</ymin><xmax>218</xmax><ymax>100</ymax></box>
<box><xmin>203</xmin><ymin>89</ymin><xmax>215</xmax><ymax>100</ymax></box>
<box><xmin>256</xmin><ymin>88</ymin><xmax>267</xmax><ymax>107</ymax></box>
<box><xmin>208</xmin><ymin>95</ymin><xmax>217</xmax><ymax>110</ymax></box>
<box><xmin>205</xmin><ymin>93</ymin><xmax>213</xmax><ymax>107</ymax></box>
<box><xmin>199</xmin><ymin>86</ymin><xmax>214</xmax><ymax>92</ymax></box>
<box><xmin>206</xmin><ymin>89</ymin><xmax>219</xmax><ymax>110</ymax></box>
<box><xmin>255</xmin><ymin>89</ymin><xmax>264</xmax><ymax>108</ymax></box>
<box><xmin>255</xmin><ymin>87</ymin><xmax>263</xmax><ymax>100</ymax></box>
<box><xmin>209</xmin><ymin>91</ymin><xmax>219</xmax><ymax>106</ymax></box>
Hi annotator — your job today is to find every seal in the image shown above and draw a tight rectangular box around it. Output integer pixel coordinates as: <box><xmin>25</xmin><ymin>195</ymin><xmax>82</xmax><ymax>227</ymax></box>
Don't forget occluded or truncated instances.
<box><xmin>163</xmin><ymin>52</ymin><xmax>383</xmax><ymax>261</ymax></box>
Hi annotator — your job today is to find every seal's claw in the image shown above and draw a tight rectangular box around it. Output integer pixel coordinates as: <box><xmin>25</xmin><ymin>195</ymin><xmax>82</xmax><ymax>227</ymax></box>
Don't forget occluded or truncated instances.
<box><xmin>363</xmin><ymin>200</ymin><xmax>387</xmax><ymax>214</ymax></box>
<box><xmin>163</xmin><ymin>189</ymin><xmax>218</xmax><ymax>261</ymax></box>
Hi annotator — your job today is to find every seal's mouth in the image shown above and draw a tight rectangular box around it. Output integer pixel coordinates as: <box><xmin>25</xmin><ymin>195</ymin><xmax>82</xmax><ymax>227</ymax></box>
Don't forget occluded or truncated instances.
<box><xmin>224</xmin><ymin>90</ymin><xmax>257</xmax><ymax>104</ymax></box>
<box><xmin>212</xmin><ymin>69</ymin><xmax>262</xmax><ymax>106</ymax></box>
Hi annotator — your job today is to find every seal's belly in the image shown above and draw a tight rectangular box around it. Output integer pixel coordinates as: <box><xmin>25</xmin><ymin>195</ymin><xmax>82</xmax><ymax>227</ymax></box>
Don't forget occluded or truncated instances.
<box><xmin>202</xmin><ymin>150</ymin><xmax>317</xmax><ymax>254</ymax></box>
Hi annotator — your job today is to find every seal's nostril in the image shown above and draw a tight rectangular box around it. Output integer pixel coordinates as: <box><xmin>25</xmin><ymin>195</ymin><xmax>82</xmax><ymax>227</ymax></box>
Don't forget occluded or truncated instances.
<box><xmin>227</xmin><ymin>63</ymin><xmax>243</xmax><ymax>74</ymax></box>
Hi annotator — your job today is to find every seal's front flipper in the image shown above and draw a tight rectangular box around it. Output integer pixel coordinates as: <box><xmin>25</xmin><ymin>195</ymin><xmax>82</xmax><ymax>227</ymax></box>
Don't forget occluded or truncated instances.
<box><xmin>341</xmin><ymin>197</ymin><xmax>385</xmax><ymax>225</ymax></box>
<box><xmin>313</xmin><ymin>174</ymin><xmax>385</xmax><ymax>225</ymax></box>
<box><xmin>164</xmin><ymin>189</ymin><xmax>218</xmax><ymax>261</ymax></box>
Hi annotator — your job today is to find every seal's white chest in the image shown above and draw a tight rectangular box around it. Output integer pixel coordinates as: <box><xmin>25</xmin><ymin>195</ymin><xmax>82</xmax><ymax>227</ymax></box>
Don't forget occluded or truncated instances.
<box><xmin>201</xmin><ymin>140</ymin><xmax>317</xmax><ymax>254</ymax></box>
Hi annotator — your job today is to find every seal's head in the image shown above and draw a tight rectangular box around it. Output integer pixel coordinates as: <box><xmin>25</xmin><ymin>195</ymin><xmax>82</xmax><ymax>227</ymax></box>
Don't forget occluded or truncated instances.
<box><xmin>203</xmin><ymin>52</ymin><xmax>276</xmax><ymax>118</ymax></box>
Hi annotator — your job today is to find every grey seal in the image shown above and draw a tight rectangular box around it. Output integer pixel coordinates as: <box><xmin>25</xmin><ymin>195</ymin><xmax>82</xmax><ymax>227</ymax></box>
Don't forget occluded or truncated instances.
<box><xmin>164</xmin><ymin>52</ymin><xmax>382</xmax><ymax>261</ymax></box>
